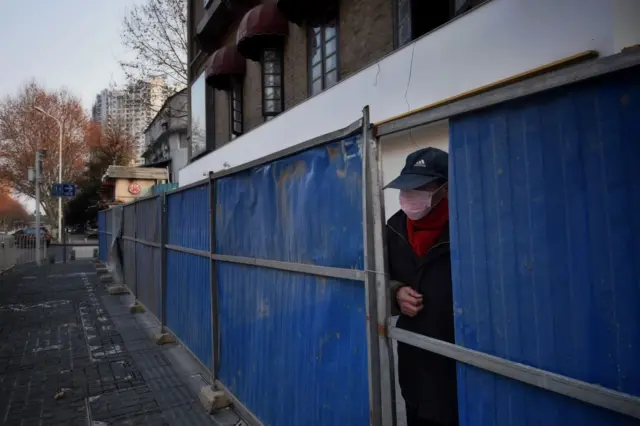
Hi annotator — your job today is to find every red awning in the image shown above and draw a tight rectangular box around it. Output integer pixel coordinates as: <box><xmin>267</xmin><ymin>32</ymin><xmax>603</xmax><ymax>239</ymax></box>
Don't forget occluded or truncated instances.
<box><xmin>277</xmin><ymin>0</ymin><xmax>339</xmax><ymax>26</ymax></box>
<box><xmin>205</xmin><ymin>45</ymin><xmax>246</xmax><ymax>91</ymax></box>
<box><xmin>236</xmin><ymin>3</ymin><xmax>289</xmax><ymax>61</ymax></box>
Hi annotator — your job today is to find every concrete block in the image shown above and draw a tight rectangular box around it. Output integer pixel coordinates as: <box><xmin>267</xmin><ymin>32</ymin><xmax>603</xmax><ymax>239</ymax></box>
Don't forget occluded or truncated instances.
<box><xmin>154</xmin><ymin>332</ymin><xmax>175</xmax><ymax>345</ymax></box>
<box><xmin>96</xmin><ymin>267</ymin><xmax>108</xmax><ymax>275</ymax></box>
<box><xmin>107</xmin><ymin>285</ymin><xmax>129</xmax><ymax>295</ymax></box>
<box><xmin>99</xmin><ymin>274</ymin><xmax>113</xmax><ymax>284</ymax></box>
<box><xmin>129</xmin><ymin>302</ymin><xmax>145</xmax><ymax>314</ymax></box>
<box><xmin>199</xmin><ymin>387</ymin><xmax>232</xmax><ymax>414</ymax></box>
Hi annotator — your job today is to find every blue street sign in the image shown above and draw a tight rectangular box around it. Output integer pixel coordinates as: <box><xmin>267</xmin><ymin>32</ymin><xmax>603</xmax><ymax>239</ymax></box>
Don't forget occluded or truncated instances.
<box><xmin>51</xmin><ymin>183</ymin><xmax>76</xmax><ymax>198</ymax></box>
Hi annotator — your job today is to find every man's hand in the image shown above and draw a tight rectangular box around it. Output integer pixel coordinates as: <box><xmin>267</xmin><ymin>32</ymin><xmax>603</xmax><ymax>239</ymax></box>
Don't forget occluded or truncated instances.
<box><xmin>396</xmin><ymin>286</ymin><xmax>423</xmax><ymax>317</ymax></box>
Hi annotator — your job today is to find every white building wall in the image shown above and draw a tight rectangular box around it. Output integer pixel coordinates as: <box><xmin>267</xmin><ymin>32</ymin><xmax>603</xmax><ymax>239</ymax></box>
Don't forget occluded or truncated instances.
<box><xmin>180</xmin><ymin>0</ymin><xmax>640</xmax><ymax>186</ymax></box>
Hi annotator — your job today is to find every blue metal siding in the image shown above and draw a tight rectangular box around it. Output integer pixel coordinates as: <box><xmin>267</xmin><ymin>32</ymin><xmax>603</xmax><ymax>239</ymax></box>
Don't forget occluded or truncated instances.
<box><xmin>165</xmin><ymin>249</ymin><xmax>212</xmax><ymax>368</ymax></box>
<box><xmin>167</xmin><ymin>184</ymin><xmax>209</xmax><ymax>251</ymax></box>
<box><xmin>449</xmin><ymin>69</ymin><xmax>640</xmax><ymax>426</ymax></box>
<box><xmin>215</xmin><ymin>136</ymin><xmax>368</xmax><ymax>426</ymax></box>
<box><xmin>215</xmin><ymin>137</ymin><xmax>363</xmax><ymax>269</ymax></box>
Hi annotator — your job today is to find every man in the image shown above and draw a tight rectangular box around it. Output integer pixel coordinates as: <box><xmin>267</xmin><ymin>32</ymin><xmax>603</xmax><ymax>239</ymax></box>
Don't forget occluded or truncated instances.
<box><xmin>385</xmin><ymin>147</ymin><xmax>458</xmax><ymax>426</ymax></box>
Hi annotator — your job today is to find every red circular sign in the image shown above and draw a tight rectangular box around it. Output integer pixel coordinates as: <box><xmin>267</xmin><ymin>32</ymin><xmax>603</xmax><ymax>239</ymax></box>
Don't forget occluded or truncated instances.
<box><xmin>128</xmin><ymin>182</ymin><xmax>141</xmax><ymax>195</ymax></box>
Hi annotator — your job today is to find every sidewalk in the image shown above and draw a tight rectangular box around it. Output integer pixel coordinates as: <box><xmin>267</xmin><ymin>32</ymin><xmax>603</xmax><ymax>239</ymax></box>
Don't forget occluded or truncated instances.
<box><xmin>0</xmin><ymin>260</ymin><xmax>239</xmax><ymax>426</ymax></box>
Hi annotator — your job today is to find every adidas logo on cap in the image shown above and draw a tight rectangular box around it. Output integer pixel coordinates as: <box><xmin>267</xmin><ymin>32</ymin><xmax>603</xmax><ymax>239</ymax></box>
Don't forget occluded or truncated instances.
<box><xmin>414</xmin><ymin>159</ymin><xmax>427</xmax><ymax>167</ymax></box>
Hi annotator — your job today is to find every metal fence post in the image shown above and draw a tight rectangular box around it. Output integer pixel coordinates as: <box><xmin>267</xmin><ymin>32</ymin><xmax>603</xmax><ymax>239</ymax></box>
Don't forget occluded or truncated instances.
<box><xmin>161</xmin><ymin>192</ymin><xmax>168</xmax><ymax>330</ymax></box>
<box><xmin>209</xmin><ymin>172</ymin><xmax>220</xmax><ymax>376</ymax></box>
<box><xmin>133</xmin><ymin>202</ymin><xmax>138</xmax><ymax>298</ymax></box>
<box><xmin>367</xmin><ymin>112</ymin><xmax>397</xmax><ymax>426</ymax></box>
<box><xmin>361</xmin><ymin>105</ymin><xmax>384</xmax><ymax>426</ymax></box>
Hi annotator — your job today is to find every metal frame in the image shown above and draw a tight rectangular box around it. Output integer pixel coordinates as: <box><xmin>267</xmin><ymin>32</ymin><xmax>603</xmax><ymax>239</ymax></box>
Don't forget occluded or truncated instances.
<box><xmin>374</xmin><ymin>54</ymin><xmax>640</xmax><ymax>422</ymax></box>
<box><xmin>94</xmin><ymin>50</ymin><xmax>640</xmax><ymax>425</ymax></box>
<box><xmin>361</xmin><ymin>106</ymin><xmax>384</xmax><ymax>426</ymax></box>
<box><xmin>389</xmin><ymin>327</ymin><xmax>640</xmax><ymax>419</ymax></box>
<box><xmin>208</xmin><ymin>172</ymin><xmax>220</xmax><ymax>377</ymax></box>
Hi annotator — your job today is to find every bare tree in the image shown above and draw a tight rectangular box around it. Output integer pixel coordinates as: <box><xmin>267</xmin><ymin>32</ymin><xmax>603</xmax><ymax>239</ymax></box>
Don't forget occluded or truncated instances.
<box><xmin>0</xmin><ymin>82</ymin><xmax>89</xmax><ymax>221</ymax></box>
<box><xmin>120</xmin><ymin>0</ymin><xmax>188</xmax><ymax>91</ymax></box>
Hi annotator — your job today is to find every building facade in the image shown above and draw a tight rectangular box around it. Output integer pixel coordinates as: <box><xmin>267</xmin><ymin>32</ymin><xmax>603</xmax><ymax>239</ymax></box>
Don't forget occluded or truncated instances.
<box><xmin>142</xmin><ymin>90</ymin><xmax>189</xmax><ymax>183</ymax></box>
<box><xmin>91</xmin><ymin>78</ymin><xmax>170</xmax><ymax>164</ymax></box>
<box><xmin>182</xmin><ymin>0</ymin><xmax>640</xmax><ymax>216</ymax></box>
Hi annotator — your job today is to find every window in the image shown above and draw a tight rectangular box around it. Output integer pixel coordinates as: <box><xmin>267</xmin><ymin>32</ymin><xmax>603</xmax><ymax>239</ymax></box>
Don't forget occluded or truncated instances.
<box><xmin>261</xmin><ymin>48</ymin><xmax>284</xmax><ymax>118</ymax></box>
<box><xmin>190</xmin><ymin>73</ymin><xmax>207</xmax><ymax>158</ymax></box>
<box><xmin>395</xmin><ymin>0</ymin><xmax>486</xmax><ymax>48</ymax></box>
<box><xmin>229</xmin><ymin>78</ymin><xmax>243</xmax><ymax>137</ymax></box>
<box><xmin>309</xmin><ymin>22</ymin><xmax>339</xmax><ymax>96</ymax></box>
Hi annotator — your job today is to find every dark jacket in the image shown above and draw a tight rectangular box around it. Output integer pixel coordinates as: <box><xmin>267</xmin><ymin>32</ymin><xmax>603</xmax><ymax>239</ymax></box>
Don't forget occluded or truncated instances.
<box><xmin>386</xmin><ymin>210</ymin><xmax>458</xmax><ymax>425</ymax></box>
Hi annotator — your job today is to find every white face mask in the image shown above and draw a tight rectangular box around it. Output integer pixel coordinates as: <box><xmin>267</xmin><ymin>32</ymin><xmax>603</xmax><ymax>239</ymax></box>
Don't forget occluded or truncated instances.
<box><xmin>398</xmin><ymin>183</ymin><xmax>447</xmax><ymax>220</ymax></box>
<box><xmin>399</xmin><ymin>189</ymin><xmax>435</xmax><ymax>220</ymax></box>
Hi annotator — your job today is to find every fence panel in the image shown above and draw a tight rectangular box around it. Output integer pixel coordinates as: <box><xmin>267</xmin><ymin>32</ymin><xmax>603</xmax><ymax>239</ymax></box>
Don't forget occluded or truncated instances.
<box><xmin>214</xmin><ymin>135</ymin><xmax>368</xmax><ymax>426</ymax></box>
<box><xmin>165</xmin><ymin>184</ymin><xmax>212</xmax><ymax>368</ymax></box>
<box><xmin>133</xmin><ymin>196</ymin><xmax>162</xmax><ymax>316</ymax></box>
<box><xmin>448</xmin><ymin>69</ymin><xmax>640</xmax><ymax>426</ymax></box>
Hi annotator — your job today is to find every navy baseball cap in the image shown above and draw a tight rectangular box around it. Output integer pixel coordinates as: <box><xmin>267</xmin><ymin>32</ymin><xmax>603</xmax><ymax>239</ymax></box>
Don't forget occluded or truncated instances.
<box><xmin>384</xmin><ymin>147</ymin><xmax>448</xmax><ymax>190</ymax></box>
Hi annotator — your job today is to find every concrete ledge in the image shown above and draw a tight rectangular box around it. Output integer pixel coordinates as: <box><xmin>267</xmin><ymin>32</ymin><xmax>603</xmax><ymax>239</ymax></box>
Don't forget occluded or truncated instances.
<box><xmin>95</xmin><ymin>267</ymin><xmax>108</xmax><ymax>275</ymax></box>
<box><xmin>154</xmin><ymin>332</ymin><xmax>175</xmax><ymax>345</ymax></box>
<box><xmin>99</xmin><ymin>274</ymin><xmax>113</xmax><ymax>285</ymax></box>
<box><xmin>129</xmin><ymin>302</ymin><xmax>145</xmax><ymax>314</ymax></box>
<box><xmin>107</xmin><ymin>285</ymin><xmax>129</xmax><ymax>295</ymax></box>
<box><xmin>199</xmin><ymin>387</ymin><xmax>232</xmax><ymax>414</ymax></box>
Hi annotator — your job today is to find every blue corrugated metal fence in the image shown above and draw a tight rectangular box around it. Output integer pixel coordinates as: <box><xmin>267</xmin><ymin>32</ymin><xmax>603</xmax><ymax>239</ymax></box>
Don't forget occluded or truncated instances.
<box><xmin>449</xmin><ymin>68</ymin><xmax>640</xmax><ymax>426</ymax></box>
<box><xmin>165</xmin><ymin>184</ymin><xmax>213</xmax><ymax>368</ymax></box>
<box><xmin>215</xmin><ymin>136</ymin><xmax>368</xmax><ymax>426</ymax></box>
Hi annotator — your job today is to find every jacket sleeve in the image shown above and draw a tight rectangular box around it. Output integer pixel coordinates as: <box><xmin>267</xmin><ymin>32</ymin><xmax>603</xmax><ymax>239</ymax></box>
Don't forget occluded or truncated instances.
<box><xmin>386</xmin><ymin>224</ymin><xmax>406</xmax><ymax>316</ymax></box>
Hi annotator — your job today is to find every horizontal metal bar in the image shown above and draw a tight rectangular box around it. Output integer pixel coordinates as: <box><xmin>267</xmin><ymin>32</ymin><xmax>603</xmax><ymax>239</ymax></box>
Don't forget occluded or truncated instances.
<box><xmin>165</xmin><ymin>244</ymin><xmax>210</xmax><ymax>258</ymax></box>
<box><xmin>122</xmin><ymin>236</ymin><xmax>161</xmax><ymax>248</ymax></box>
<box><xmin>210</xmin><ymin>118</ymin><xmax>363</xmax><ymax>181</ymax></box>
<box><xmin>168</xmin><ymin>178</ymin><xmax>209</xmax><ymax>195</ymax></box>
<box><xmin>215</xmin><ymin>379</ymin><xmax>265</xmax><ymax>426</ymax></box>
<box><xmin>389</xmin><ymin>326</ymin><xmax>640</xmax><ymax>420</ymax></box>
<box><xmin>377</xmin><ymin>48</ymin><xmax>640</xmax><ymax>136</ymax></box>
<box><xmin>211</xmin><ymin>253</ymin><xmax>365</xmax><ymax>282</ymax></box>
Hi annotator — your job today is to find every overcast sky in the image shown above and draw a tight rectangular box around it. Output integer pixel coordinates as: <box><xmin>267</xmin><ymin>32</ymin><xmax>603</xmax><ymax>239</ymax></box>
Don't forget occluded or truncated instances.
<box><xmin>0</xmin><ymin>0</ymin><xmax>145</xmax><ymax>111</ymax></box>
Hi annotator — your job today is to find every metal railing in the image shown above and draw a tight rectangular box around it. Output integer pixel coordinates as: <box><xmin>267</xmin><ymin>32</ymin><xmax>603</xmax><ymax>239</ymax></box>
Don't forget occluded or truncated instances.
<box><xmin>0</xmin><ymin>233</ymin><xmax>49</xmax><ymax>272</ymax></box>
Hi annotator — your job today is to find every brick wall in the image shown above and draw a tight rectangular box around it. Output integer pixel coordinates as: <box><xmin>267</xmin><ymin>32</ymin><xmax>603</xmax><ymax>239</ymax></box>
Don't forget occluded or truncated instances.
<box><xmin>191</xmin><ymin>0</ymin><xmax>396</xmax><ymax>152</ymax></box>
<box><xmin>339</xmin><ymin>0</ymin><xmax>394</xmax><ymax>79</ymax></box>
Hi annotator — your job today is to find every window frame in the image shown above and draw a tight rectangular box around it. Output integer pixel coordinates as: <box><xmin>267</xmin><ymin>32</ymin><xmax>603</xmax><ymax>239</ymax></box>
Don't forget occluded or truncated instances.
<box><xmin>229</xmin><ymin>77</ymin><xmax>244</xmax><ymax>138</ymax></box>
<box><xmin>307</xmin><ymin>20</ymin><xmax>340</xmax><ymax>96</ymax></box>
<box><xmin>393</xmin><ymin>0</ymin><xmax>488</xmax><ymax>49</ymax></box>
<box><xmin>260</xmin><ymin>47</ymin><xmax>285</xmax><ymax>119</ymax></box>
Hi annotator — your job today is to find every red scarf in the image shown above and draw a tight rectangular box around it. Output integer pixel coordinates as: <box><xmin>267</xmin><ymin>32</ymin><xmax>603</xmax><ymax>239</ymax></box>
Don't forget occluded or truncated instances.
<box><xmin>406</xmin><ymin>199</ymin><xmax>449</xmax><ymax>257</ymax></box>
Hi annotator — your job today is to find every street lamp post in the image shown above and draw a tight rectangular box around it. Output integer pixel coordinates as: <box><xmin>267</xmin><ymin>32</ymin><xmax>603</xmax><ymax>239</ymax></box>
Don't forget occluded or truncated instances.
<box><xmin>34</xmin><ymin>106</ymin><xmax>63</xmax><ymax>243</ymax></box>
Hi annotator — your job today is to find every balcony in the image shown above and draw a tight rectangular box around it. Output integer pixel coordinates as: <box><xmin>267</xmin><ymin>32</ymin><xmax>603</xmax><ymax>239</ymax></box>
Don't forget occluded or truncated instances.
<box><xmin>180</xmin><ymin>0</ymin><xmax>640</xmax><ymax>185</ymax></box>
